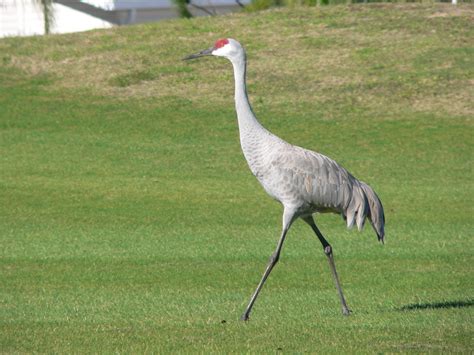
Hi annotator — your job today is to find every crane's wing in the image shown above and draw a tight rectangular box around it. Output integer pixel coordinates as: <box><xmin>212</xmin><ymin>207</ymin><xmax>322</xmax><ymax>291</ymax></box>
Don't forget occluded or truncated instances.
<box><xmin>273</xmin><ymin>143</ymin><xmax>356</xmax><ymax>210</ymax></box>
<box><xmin>269</xmin><ymin>142</ymin><xmax>385</xmax><ymax>241</ymax></box>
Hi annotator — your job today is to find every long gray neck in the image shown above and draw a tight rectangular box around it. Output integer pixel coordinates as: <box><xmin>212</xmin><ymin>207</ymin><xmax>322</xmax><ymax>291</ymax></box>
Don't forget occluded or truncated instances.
<box><xmin>229</xmin><ymin>52</ymin><xmax>275</xmax><ymax>176</ymax></box>
<box><xmin>230</xmin><ymin>53</ymin><xmax>269</xmax><ymax>156</ymax></box>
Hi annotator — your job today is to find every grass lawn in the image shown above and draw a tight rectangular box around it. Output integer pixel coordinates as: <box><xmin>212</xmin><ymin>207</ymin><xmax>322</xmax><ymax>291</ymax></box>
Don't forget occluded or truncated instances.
<box><xmin>0</xmin><ymin>3</ymin><xmax>473</xmax><ymax>352</ymax></box>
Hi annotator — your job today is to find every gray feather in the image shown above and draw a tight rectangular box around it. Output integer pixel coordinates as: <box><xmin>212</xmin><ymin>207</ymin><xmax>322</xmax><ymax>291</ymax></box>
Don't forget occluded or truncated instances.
<box><xmin>359</xmin><ymin>181</ymin><xmax>385</xmax><ymax>242</ymax></box>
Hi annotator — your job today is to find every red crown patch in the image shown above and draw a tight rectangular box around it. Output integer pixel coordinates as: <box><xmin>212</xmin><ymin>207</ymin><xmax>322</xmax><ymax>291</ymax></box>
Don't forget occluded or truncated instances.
<box><xmin>214</xmin><ymin>38</ymin><xmax>229</xmax><ymax>49</ymax></box>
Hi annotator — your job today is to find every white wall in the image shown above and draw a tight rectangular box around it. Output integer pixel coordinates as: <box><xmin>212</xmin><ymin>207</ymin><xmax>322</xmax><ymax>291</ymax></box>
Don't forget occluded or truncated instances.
<box><xmin>0</xmin><ymin>0</ymin><xmax>250</xmax><ymax>38</ymax></box>
<box><xmin>0</xmin><ymin>0</ymin><xmax>112</xmax><ymax>37</ymax></box>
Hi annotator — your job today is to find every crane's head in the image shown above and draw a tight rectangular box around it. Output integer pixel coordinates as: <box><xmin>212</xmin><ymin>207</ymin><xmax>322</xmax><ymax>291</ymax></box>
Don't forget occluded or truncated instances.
<box><xmin>183</xmin><ymin>38</ymin><xmax>244</xmax><ymax>62</ymax></box>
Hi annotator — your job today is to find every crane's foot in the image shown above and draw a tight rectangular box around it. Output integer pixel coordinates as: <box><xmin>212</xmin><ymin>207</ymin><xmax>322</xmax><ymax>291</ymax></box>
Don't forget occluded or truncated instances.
<box><xmin>342</xmin><ymin>307</ymin><xmax>352</xmax><ymax>316</ymax></box>
<box><xmin>240</xmin><ymin>312</ymin><xmax>250</xmax><ymax>321</ymax></box>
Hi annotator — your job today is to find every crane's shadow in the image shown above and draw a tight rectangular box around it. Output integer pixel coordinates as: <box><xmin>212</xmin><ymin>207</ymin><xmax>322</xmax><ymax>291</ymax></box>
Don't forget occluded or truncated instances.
<box><xmin>398</xmin><ymin>299</ymin><xmax>474</xmax><ymax>311</ymax></box>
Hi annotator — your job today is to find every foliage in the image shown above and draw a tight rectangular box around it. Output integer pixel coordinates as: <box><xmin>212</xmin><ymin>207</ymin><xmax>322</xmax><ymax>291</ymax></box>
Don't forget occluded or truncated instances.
<box><xmin>246</xmin><ymin>0</ymin><xmax>319</xmax><ymax>12</ymax></box>
<box><xmin>34</xmin><ymin>0</ymin><xmax>55</xmax><ymax>34</ymax></box>
<box><xmin>245</xmin><ymin>0</ymin><xmax>472</xmax><ymax>12</ymax></box>
<box><xmin>172</xmin><ymin>0</ymin><xmax>193</xmax><ymax>18</ymax></box>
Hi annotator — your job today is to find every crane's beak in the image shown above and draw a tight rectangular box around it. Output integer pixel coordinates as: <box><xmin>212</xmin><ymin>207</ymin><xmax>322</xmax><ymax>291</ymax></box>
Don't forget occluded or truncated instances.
<box><xmin>182</xmin><ymin>47</ymin><xmax>214</xmax><ymax>60</ymax></box>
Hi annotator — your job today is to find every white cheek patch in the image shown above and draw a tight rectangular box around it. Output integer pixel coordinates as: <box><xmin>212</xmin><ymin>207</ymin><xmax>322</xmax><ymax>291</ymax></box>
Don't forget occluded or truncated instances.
<box><xmin>212</xmin><ymin>46</ymin><xmax>229</xmax><ymax>56</ymax></box>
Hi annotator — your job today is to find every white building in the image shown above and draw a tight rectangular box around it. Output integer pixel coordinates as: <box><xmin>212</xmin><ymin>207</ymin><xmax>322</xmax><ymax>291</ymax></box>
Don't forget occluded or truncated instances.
<box><xmin>0</xmin><ymin>0</ymin><xmax>112</xmax><ymax>37</ymax></box>
<box><xmin>0</xmin><ymin>0</ymin><xmax>249</xmax><ymax>37</ymax></box>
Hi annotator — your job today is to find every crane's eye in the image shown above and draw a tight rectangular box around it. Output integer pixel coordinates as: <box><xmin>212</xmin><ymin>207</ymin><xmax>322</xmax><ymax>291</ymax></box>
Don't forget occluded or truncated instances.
<box><xmin>214</xmin><ymin>38</ymin><xmax>229</xmax><ymax>49</ymax></box>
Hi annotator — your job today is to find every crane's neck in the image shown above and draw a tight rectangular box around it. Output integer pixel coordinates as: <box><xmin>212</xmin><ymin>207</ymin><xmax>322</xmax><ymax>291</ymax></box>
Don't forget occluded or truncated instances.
<box><xmin>230</xmin><ymin>53</ymin><xmax>269</xmax><ymax>151</ymax></box>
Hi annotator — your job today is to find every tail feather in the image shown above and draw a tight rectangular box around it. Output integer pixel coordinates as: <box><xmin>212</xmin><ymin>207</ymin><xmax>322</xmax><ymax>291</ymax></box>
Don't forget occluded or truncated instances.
<box><xmin>344</xmin><ymin>180</ymin><xmax>385</xmax><ymax>243</ymax></box>
<box><xmin>360</xmin><ymin>181</ymin><xmax>385</xmax><ymax>242</ymax></box>
<box><xmin>345</xmin><ymin>182</ymin><xmax>368</xmax><ymax>232</ymax></box>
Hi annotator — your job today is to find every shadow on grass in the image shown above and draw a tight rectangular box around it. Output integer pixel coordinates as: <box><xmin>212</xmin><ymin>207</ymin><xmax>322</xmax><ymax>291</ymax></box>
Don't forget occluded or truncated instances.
<box><xmin>399</xmin><ymin>299</ymin><xmax>474</xmax><ymax>311</ymax></box>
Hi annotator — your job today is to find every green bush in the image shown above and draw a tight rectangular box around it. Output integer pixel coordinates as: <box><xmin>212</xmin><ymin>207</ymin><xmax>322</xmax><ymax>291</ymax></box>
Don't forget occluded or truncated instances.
<box><xmin>245</xmin><ymin>0</ymin><xmax>471</xmax><ymax>11</ymax></box>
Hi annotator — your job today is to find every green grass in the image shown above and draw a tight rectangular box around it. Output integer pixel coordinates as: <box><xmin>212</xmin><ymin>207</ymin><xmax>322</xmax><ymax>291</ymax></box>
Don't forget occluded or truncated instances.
<box><xmin>1</xmin><ymin>3</ymin><xmax>473</xmax><ymax>352</ymax></box>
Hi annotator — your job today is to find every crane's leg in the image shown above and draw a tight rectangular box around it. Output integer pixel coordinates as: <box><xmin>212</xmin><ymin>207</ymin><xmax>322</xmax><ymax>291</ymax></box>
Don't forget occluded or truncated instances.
<box><xmin>240</xmin><ymin>208</ymin><xmax>297</xmax><ymax>321</ymax></box>
<box><xmin>302</xmin><ymin>216</ymin><xmax>351</xmax><ymax>316</ymax></box>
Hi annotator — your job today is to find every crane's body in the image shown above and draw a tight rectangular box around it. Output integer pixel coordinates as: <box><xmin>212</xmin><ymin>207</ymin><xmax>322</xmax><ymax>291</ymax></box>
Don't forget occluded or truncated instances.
<box><xmin>184</xmin><ymin>38</ymin><xmax>385</xmax><ymax>320</ymax></box>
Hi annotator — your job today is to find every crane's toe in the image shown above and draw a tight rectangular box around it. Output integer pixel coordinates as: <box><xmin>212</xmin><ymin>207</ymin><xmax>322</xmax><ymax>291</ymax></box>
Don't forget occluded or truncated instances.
<box><xmin>240</xmin><ymin>313</ymin><xmax>250</xmax><ymax>321</ymax></box>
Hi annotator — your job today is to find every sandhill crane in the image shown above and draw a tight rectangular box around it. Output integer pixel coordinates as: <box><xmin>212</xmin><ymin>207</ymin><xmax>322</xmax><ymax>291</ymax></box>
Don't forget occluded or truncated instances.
<box><xmin>184</xmin><ymin>38</ymin><xmax>385</xmax><ymax>321</ymax></box>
